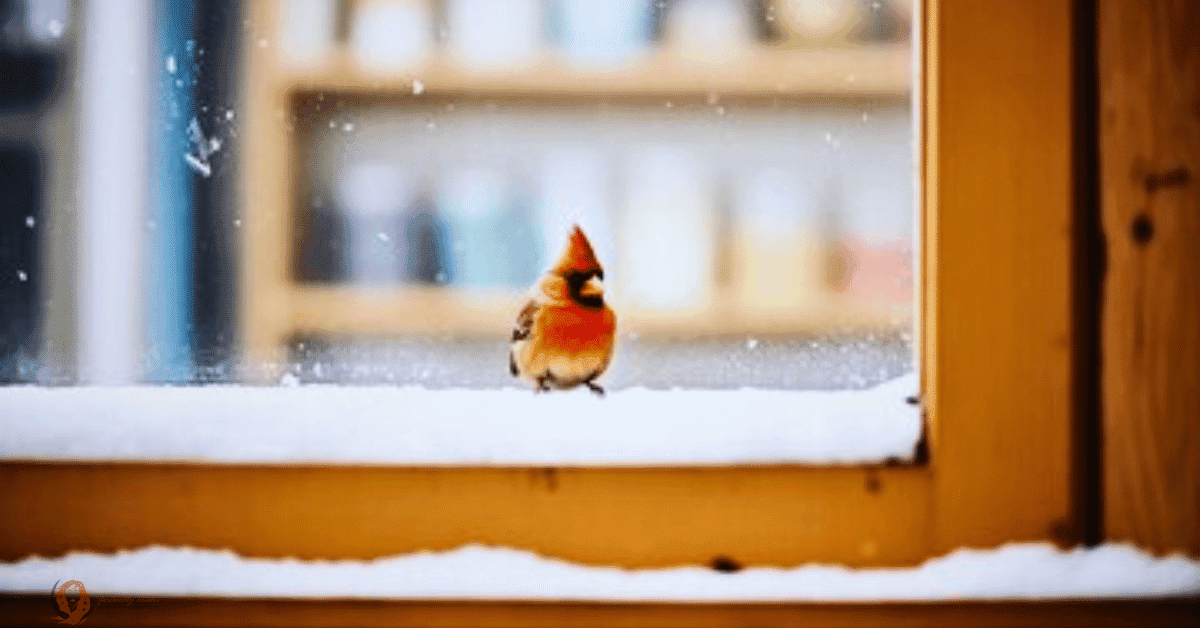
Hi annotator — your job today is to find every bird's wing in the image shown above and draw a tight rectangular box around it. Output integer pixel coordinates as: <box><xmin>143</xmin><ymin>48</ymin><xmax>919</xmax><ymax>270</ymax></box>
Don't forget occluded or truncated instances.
<box><xmin>511</xmin><ymin>299</ymin><xmax>538</xmax><ymax>342</ymax></box>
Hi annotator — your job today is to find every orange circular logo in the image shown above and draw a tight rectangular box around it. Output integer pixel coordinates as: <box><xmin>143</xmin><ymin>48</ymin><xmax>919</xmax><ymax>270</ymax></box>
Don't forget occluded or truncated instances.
<box><xmin>52</xmin><ymin>580</ymin><xmax>92</xmax><ymax>625</ymax></box>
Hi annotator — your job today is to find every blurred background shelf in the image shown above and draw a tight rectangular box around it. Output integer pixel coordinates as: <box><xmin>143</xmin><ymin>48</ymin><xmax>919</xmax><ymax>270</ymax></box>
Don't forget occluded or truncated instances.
<box><xmin>282</xmin><ymin>45</ymin><xmax>911</xmax><ymax>97</ymax></box>
<box><xmin>288</xmin><ymin>286</ymin><xmax>911</xmax><ymax>340</ymax></box>
<box><xmin>237</xmin><ymin>0</ymin><xmax>918</xmax><ymax>385</ymax></box>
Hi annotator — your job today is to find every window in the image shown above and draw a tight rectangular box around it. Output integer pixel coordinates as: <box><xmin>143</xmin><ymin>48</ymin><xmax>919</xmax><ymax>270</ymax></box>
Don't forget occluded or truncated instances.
<box><xmin>0</xmin><ymin>0</ymin><xmax>1079</xmax><ymax>586</ymax></box>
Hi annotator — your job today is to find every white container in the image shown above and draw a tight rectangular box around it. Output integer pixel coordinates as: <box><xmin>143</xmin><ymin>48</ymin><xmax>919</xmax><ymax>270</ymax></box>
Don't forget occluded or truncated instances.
<box><xmin>557</xmin><ymin>0</ymin><xmax>650</xmax><ymax>70</ymax></box>
<box><xmin>446</xmin><ymin>0</ymin><xmax>542</xmax><ymax>72</ymax></box>
<box><xmin>619</xmin><ymin>147</ymin><xmax>717</xmax><ymax>311</ymax></box>
<box><xmin>351</xmin><ymin>0</ymin><xmax>434</xmax><ymax>74</ymax></box>
<box><xmin>280</xmin><ymin>0</ymin><xmax>337</xmax><ymax>69</ymax></box>
<box><xmin>664</xmin><ymin>0</ymin><xmax>755</xmax><ymax>65</ymax></box>
<box><xmin>337</xmin><ymin>162</ymin><xmax>413</xmax><ymax>284</ymax></box>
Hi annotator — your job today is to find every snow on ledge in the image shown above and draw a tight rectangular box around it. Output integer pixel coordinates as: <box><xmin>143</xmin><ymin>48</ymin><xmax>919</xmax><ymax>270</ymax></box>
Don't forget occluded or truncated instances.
<box><xmin>0</xmin><ymin>374</ymin><xmax>918</xmax><ymax>465</ymax></box>
<box><xmin>0</xmin><ymin>542</ymin><xmax>1196</xmax><ymax>601</ymax></box>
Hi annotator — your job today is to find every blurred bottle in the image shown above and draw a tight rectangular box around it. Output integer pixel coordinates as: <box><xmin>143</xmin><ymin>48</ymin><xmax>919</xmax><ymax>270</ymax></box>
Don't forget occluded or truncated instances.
<box><xmin>336</xmin><ymin>162</ymin><xmax>412</xmax><ymax>285</ymax></box>
<box><xmin>536</xmin><ymin>148</ymin><xmax>617</xmax><ymax>284</ymax></box>
<box><xmin>731</xmin><ymin>166</ymin><xmax>828</xmax><ymax>313</ymax></box>
<box><xmin>296</xmin><ymin>192</ymin><xmax>348</xmax><ymax>283</ymax></box>
<box><xmin>620</xmin><ymin>147</ymin><xmax>718</xmax><ymax>312</ymax></box>
<box><xmin>401</xmin><ymin>188</ymin><xmax>452</xmax><ymax>285</ymax></box>
<box><xmin>440</xmin><ymin>167</ymin><xmax>536</xmax><ymax>289</ymax></box>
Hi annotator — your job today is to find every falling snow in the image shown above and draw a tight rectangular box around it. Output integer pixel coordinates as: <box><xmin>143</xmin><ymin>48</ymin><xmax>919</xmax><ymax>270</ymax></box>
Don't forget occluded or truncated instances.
<box><xmin>15</xmin><ymin>270</ymin><xmax>27</xmax><ymax>282</ymax></box>
<box><xmin>412</xmin><ymin>79</ymin><xmax>425</xmax><ymax>95</ymax></box>
<box><xmin>166</xmin><ymin>55</ymin><xmax>176</xmax><ymax>74</ymax></box>
<box><xmin>183</xmin><ymin>154</ymin><xmax>211</xmax><ymax>177</ymax></box>
<box><xmin>46</xmin><ymin>20</ymin><xmax>63</xmax><ymax>38</ymax></box>
<box><xmin>24</xmin><ymin>216</ymin><xmax>34</xmax><ymax>228</ymax></box>
<box><xmin>184</xmin><ymin>117</ymin><xmax>221</xmax><ymax>178</ymax></box>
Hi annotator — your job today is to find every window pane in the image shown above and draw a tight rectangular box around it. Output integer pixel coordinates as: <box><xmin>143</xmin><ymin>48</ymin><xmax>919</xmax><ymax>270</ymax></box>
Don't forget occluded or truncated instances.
<box><xmin>0</xmin><ymin>0</ymin><xmax>920</xmax><ymax>464</ymax></box>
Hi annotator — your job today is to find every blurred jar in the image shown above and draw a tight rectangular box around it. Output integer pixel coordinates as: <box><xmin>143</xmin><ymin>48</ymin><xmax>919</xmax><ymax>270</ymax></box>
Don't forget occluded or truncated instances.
<box><xmin>772</xmin><ymin>0</ymin><xmax>865</xmax><ymax>47</ymax></box>
<box><xmin>664</xmin><ymin>0</ymin><xmax>756</xmax><ymax>64</ymax></box>
<box><xmin>446</xmin><ymin>0</ymin><xmax>542</xmax><ymax>72</ymax></box>
<box><xmin>279</xmin><ymin>0</ymin><xmax>337</xmax><ymax>69</ymax></box>
<box><xmin>351</xmin><ymin>0</ymin><xmax>434</xmax><ymax>73</ymax></box>
<box><xmin>553</xmin><ymin>0</ymin><xmax>651</xmax><ymax>70</ymax></box>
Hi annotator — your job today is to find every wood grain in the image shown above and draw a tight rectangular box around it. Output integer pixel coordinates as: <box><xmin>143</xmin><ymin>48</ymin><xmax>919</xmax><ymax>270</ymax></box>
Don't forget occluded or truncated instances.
<box><xmin>928</xmin><ymin>0</ymin><xmax>1075</xmax><ymax>552</ymax></box>
<box><xmin>0</xmin><ymin>463</ymin><xmax>933</xmax><ymax>569</ymax></box>
<box><xmin>0</xmin><ymin>595</ymin><xmax>1196</xmax><ymax>628</ymax></box>
<box><xmin>0</xmin><ymin>0</ymin><xmax>1080</xmax><ymax>578</ymax></box>
<box><xmin>1099</xmin><ymin>0</ymin><xmax>1200</xmax><ymax>556</ymax></box>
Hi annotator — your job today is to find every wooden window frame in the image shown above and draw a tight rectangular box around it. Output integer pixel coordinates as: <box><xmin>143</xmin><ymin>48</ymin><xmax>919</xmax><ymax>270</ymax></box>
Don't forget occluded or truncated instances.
<box><xmin>0</xmin><ymin>0</ymin><xmax>1082</xmax><ymax>593</ymax></box>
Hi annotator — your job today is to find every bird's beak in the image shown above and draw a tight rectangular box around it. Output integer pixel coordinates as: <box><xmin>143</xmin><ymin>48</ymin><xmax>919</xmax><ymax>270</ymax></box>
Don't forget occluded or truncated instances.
<box><xmin>580</xmin><ymin>275</ymin><xmax>604</xmax><ymax>298</ymax></box>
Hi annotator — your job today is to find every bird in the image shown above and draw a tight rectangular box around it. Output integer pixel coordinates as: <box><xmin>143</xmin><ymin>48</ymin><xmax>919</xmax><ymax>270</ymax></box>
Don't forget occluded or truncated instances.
<box><xmin>509</xmin><ymin>225</ymin><xmax>616</xmax><ymax>396</ymax></box>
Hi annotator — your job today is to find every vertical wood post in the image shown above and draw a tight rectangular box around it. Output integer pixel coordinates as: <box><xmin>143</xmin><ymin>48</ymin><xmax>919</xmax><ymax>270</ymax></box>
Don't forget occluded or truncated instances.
<box><xmin>1099</xmin><ymin>0</ymin><xmax>1200</xmax><ymax>555</ymax></box>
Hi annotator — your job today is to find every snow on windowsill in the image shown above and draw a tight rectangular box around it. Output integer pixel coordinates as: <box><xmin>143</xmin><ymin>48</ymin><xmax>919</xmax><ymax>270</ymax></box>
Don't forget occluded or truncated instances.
<box><xmin>1</xmin><ymin>542</ymin><xmax>1197</xmax><ymax>601</ymax></box>
<box><xmin>0</xmin><ymin>374</ymin><xmax>919</xmax><ymax>465</ymax></box>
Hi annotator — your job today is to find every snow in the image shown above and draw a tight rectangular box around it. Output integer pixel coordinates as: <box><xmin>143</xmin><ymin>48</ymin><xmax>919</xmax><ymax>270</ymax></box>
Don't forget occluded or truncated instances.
<box><xmin>183</xmin><ymin>153</ymin><xmax>211</xmax><ymax>177</ymax></box>
<box><xmin>183</xmin><ymin>117</ymin><xmax>220</xmax><ymax>177</ymax></box>
<box><xmin>0</xmin><ymin>542</ymin><xmax>1195</xmax><ymax>600</ymax></box>
<box><xmin>0</xmin><ymin>374</ymin><xmax>919</xmax><ymax>465</ymax></box>
<box><xmin>412</xmin><ymin>79</ymin><xmax>424</xmax><ymax>95</ymax></box>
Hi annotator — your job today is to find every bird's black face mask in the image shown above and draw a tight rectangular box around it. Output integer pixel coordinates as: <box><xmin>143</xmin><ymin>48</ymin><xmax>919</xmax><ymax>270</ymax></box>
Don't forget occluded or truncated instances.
<box><xmin>566</xmin><ymin>270</ymin><xmax>605</xmax><ymax>309</ymax></box>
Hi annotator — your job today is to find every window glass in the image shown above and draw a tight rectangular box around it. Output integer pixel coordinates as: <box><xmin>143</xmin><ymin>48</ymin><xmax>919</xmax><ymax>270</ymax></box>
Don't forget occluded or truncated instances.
<box><xmin>0</xmin><ymin>0</ymin><xmax>919</xmax><ymax>462</ymax></box>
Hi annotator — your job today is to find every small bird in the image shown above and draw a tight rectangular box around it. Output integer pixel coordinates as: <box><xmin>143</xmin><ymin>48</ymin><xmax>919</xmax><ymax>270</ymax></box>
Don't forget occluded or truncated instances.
<box><xmin>510</xmin><ymin>225</ymin><xmax>616</xmax><ymax>395</ymax></box>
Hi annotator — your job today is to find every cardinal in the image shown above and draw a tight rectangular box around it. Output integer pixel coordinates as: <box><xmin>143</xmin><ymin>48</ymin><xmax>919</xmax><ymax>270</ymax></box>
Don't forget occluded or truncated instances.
<box><xmin>509</xmin><ymin>225</ymin><xmax>616</xmax><ymax>395</ymax></box>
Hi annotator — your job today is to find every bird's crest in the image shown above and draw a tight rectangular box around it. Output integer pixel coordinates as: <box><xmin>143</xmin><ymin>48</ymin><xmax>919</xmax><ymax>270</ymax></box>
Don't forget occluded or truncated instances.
<box><xmin>552</xmin><ymin>224</ymin><xmax>603</xmax><ymax>276</ymax></box>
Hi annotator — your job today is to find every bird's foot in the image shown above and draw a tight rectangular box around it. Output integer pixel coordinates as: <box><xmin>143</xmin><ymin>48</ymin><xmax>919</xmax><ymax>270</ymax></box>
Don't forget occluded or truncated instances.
<box><xmin>534</xmin><ymin>377</ymin><xmax>551</xmax><ymax>394</ymax></box>
<box><xmin>585</xmin><ymin>381</ymin><xmax>605</xmax><ymax>397</ymax></box>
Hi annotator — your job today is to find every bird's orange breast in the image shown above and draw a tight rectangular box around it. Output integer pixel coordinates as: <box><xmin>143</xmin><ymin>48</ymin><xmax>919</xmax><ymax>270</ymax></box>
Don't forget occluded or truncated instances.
<box><xmin>536</xmin><ymin>303</ymin><xmax>616</xmax><ymax>354</ymax></box>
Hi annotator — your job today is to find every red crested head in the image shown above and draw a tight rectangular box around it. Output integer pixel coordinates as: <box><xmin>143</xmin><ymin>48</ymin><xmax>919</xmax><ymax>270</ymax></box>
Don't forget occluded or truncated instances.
<box><xmin>551</xmin><ymin>224</ymin><xmax>603</xmax><ymax>277</ymax></box>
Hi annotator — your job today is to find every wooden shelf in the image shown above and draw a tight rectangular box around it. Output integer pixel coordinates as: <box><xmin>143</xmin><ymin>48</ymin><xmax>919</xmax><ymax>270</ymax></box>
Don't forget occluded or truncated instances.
<box><xmin>279</xmin><ymin>45</ymin><xmax>912</xmax><ymax>98</ymax></box>
<box><xmin>287</xmin><ymin>285</ymin><xmax>911</xmax><ymax>340</ymax></box>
